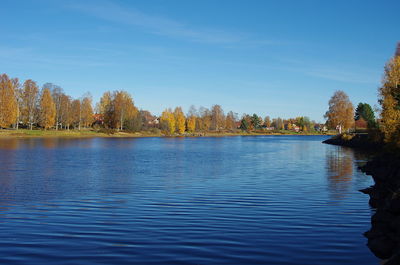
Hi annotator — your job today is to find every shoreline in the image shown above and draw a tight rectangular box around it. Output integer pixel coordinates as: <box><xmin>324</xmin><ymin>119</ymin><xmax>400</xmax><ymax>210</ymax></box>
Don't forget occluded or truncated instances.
<box><xmin>323</xmin><ymin>134</ymin><xmax>400</xmax><ymax>264</ymax></box>
<box><xmin>322</xmin><ymin>133</ymin><xmax>382</xmax><ymax>151</ymax></box>
<box><xmin>0</xmin><ymin>129</ymin><xmax>333</xmax><ymax>139</ymax></box>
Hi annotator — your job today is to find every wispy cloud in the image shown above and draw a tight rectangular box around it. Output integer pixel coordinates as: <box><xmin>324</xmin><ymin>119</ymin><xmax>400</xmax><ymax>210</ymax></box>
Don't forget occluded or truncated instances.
<box><xmin>273</xmin><ymin>57</ymin><xmax>380</xmax><ymax>85</ymax></box>
<box><xmin>66</xmin><ymin>0</ymin><xmax>261</xmax><ymax>44</ymax></box>
<box><xmin>0</xmin><ymin>45</ymin><xmax>112</xmax><ymax>68</ymax></box>
<box><xmin>303</xmin><ymin>67</ymin><xmax>379</xmax><ymax>84</ymax></box>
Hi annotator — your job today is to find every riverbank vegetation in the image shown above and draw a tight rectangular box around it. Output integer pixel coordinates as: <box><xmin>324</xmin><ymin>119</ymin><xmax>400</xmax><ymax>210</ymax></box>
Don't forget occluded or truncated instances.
<box><xmin>323</xmin><ymin>43</ymin><xmax>400</xmax><ymax>264</ymax></box>
<box><xmin>0</xmin><ymin>73</ymin><xmax>332</xmax><ymax>137</ymax></box>
<box><xmin>324</xmin><ymin>43</ymin><xmax>400</xmax><ymax>150</ymax></box>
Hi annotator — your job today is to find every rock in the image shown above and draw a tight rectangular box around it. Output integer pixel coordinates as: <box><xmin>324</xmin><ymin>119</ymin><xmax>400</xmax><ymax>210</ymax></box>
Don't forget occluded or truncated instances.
<box><xmin>387</xmin><ymin>198</ymin><xmax>400</xmax><ymax>214</ymax></box>
<box><xmin>367</xmin><ymin>236</ymin><xmax>396</xmax><ymax>259</ymax></box>
<box><xmin>359</xmin><ymin>186</ymin><xmax>374</xmax><ymax>194</ymax></box>
<box><xmin>384</xmin><ymin>253</ymin><xmax>400</xmax><ymax>265</ymax></box>
<box><xmin>358</xmin><ymin>153</ymin><xmax>400</xmax><ymax>261</ymax></box>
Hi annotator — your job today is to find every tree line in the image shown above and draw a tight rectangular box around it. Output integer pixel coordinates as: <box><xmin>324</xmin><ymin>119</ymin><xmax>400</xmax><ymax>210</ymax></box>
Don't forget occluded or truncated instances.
<box><xmin>324</xmin><ymin>43</ymin><xmax>400</xmax><ymax>146</ymax></box>
<box><xmin>379</xmin><ymin>43</ymin><xmax>400</xmax><ymax>145</ymax></box>
<box><xmin>0</xmin><ymin>72</ymin><xmax>329</xmax><ymax>134</ymax></box>
<box><xmin>0</xmin><ymin>74</ymin><xmax>94</xmax><ymax>130</ymax></box>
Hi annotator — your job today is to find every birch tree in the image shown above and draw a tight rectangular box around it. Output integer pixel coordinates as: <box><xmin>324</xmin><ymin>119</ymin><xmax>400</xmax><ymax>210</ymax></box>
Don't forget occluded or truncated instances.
<box><xmin>21</xmin><ymin>79</ymin><xmax>39</xmax><ymax>130</ymax></box>
<box><xmin>0</xmin><ymin>74</ymin><xmax>18</xmax><ymax>128</ymax></box>
<box><xmin>324</xmin><ymin>90</ymin><xmax>354</xmax><ymax>134</ymax></box>
<box><xmin>39</xmin><ymin>88</ymin><xmax>56</xmax><ymax>129</ymax></box>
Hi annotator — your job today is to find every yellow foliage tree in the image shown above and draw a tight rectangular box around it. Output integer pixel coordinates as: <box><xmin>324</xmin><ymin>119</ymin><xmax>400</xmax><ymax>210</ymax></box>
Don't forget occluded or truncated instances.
<box><xmin>81</xmin><ymin>94</ymin><xmax>94</xmax><ymax>128</ymax></box>
<box><xmin>0</xmin><ymin>74</ymin><xmax>18</xmax><ymax>128</ymax></box>
<box><xmin>113</xmin><ymin>91</ymin><xmax>138</xmax><ymax>131</ymax></box>
<box><xmin>174</xmin><ymin>107</ymin><xmax>186</xmax><ymax>134</ymax></box>
<box><xmin>225</xmin><ymin>111</ymin><xmax>237</xmax><ymax>131</ymax></box>
<box><xmin>186</xmin><ymin>116</ymin><xmax>196</xmax><ymax>132</ymax></box>
<box><xmin>379</xmin><ymin>56</ymin><xmax>400</xmax><ymax>143</ymax></box>
<box><xmin>324</xmin><ymin>90</ymin><xmax>354</xmax><ymax>134</ymax></box>
<box><xmin>99</xmin><ymin>91</ymin><xmax>113</xmax><ymax>128</ymax></box>
<box><xmin>39</xmin><ymin>88</ymin><xmax>56</xmax><ymax>129</ymax></box>
<box><xmin>71</xmin><ymin>99</ymin><xmax>81</xmax><ymax>129</ymax></box>
<box><xmin>161</xmin><ymin>109</ymin><xmax>175</xmax><ymax>134</ymax></box>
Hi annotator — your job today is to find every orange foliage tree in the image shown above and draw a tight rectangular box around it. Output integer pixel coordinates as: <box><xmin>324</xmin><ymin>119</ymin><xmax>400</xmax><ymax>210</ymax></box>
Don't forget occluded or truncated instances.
<box><xmin>39</xmin><ymin>88</ymin><xmax>56</xmax><ymax>129</ymax></box>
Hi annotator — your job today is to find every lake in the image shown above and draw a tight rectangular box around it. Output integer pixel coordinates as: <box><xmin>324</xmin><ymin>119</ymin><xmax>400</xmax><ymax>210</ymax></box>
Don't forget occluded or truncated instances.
<box><xmin>0</xmin><ymin>135</ymin><xmax>378</xmax><ymax>264</ymax></box>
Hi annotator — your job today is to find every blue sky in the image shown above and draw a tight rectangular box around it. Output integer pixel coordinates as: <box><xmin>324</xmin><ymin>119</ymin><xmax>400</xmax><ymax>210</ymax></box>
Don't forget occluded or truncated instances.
<box><xmin>1</xmin><ymin>0</ymin><xmax>399</xmax><ymax>122</ymax></box>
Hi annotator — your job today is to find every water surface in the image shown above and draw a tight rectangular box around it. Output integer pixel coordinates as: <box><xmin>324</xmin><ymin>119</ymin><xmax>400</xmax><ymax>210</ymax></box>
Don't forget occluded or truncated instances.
<box><xmin>0</xmin><ymin>136</ymin><xmax>377</xmax><ymax>264</ymax></box>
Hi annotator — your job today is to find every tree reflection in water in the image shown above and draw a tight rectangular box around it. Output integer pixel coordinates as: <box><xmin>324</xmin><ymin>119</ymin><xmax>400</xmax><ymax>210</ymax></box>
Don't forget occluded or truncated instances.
<box><xmin>326</xmin><ymin>146</ymin><xmax>354</xmax><ymax>200</ymax></box>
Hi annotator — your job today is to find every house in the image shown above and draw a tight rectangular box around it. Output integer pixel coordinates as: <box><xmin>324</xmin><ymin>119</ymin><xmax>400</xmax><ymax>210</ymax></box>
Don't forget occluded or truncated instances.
<box><xmin>355</xmin><ymin>117</ymin><xmax>368</xmax><ymax>129</ymax></box>
<box><xmin>149</xmin><ymin>117</ymin><xmax>159</xmax><ymax>125</ymax></box>
<box><xmin>93</xmin><ymin>114</ymin><xmax>104</xmax><ymax>125</ymax></box>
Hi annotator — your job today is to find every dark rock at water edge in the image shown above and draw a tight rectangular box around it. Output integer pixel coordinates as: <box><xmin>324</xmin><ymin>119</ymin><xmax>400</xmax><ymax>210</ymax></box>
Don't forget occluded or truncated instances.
<box><xmin>322</xmin><ymin>133</ymin><xmax>382</xmax><ymax>150</ymax></box>
<box><xmin>360</xmin><ymin>153</ymin><xmax>400</xmax><ymax>263</ymax></box>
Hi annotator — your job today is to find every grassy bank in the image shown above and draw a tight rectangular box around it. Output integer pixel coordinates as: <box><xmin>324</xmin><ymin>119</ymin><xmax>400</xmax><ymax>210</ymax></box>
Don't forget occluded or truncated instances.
<box><xmin>0</xmin><ymin>129</ymin><xmax>163</xmax><ymax>138</ymax></box>
<box><xmin>0</xmin><ymin>129</ymin><xmax>334</xmax><ymax>139</ymax></box>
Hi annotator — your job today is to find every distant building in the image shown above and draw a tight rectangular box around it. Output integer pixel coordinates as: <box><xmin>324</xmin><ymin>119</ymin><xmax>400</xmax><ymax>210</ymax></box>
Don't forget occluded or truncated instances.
<box><xmin>396</xmin><ymin>42</ymin><xmax>400</xmax><ymax>57</ymax></box>
<box><xmin>314</xmin><ymin>124</ymin><xmax>328</xmax><ymax>132</ymax></box>
<box><xmin>149</xmin><ymin>118</ymin><xmax>159</xmax><ymax>125</ymax></box>
<box><xmin>355</xmin><ymin>117</ymin><xmax>368</xmax><ymax>129</ymax></box>
<box><xmin>93</xmin><ymin>114</ymin><xmax>104</xmax><ymax>125</ymax></box>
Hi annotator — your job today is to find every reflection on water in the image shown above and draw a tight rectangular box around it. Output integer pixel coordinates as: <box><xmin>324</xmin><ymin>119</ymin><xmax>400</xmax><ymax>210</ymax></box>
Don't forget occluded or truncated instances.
<box><xmin>0</xmin><ymin>138</ymin><xmax>20</xmax><ymax>150</ymax></box>
<box><xmin>0</xmin><ymin>136</ymin><xmax>377</xmax><ymax>265</ymax></box>
<box><xmin>325</xmin><ymin>146</ymin><xmax>372</xmax><ymax>200</ymax></box>
<box><xmin>326</xmin><ymin>147</ymin><xmax>354</xmax><ymax>200</ymax></box>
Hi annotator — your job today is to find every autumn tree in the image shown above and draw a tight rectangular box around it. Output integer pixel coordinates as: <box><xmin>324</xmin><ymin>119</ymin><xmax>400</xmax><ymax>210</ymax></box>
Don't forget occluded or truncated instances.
<box><xmin>43</xmin><ymin>83</ymin><xmax>63</xmax><ymax>130</ymax></box>
<box><xmin>60</xmin><ymin>94</ymin><xmax>72</xmax><ymax>130</ymax></box>
<box><xmin>324</xmin><ymin>90</ymin><xmax>354</xmax><ymax>134</ymax></box>
<box><xmin>211</xmin><ymin>104</ymin><xmax>225</xmax><ymax>131</ymax></box>
<box><xmin>81</xmin><ymin>93</ymin><xmax>94</xmax><ymax>128</ymax></box>
<box><xmin>71</xmin><ymin>99</ymin><xmax>81</xmax><ymax>129</ymax></box>
<box><xmin>379</xmin><ymin>55</ymin><xmax>400</xmax><ymax>142</ymax></box>
<box><xmin>185</xmin><ymin>106</ymin><xmax>195</xmax><ymax>133</ymax></box>
<box><xmin>286</xmin><ymin>121</ymin><xmax>293</xmax><ymax>130</ymax></box>
<box><xmin>137</xmin><ymin>110</ymin><xmax>155</xmax><ymax>131</ymax></box>
<box><xmin>160</xmin><ymin>109</ymin><xmax>175</xmax><ymax>134</ymax></box>
<box><xmin>39</xmin><ymin>87</ymin><xmax>56</xmax><ymax>129</ymax></box>
<box><xmin>186</xmin><ymin>105</ymin><xmax>197</xmax><ymax>133</ymax></box>
<box><xmin>264</xmin><ymin>116</ymin><xmax>271</xmax><ymax>128</ymax></box>
<box><xmin>174</xmin><ymin>107</ymin><xmax>186</xmax><ymax>134</ymax></box>
<box><xmin>99</xmin><ymin>91</ymin><xmax>113</xmax><ymax>128</ymax></box>
<box><xmin>13</xmin><ymin>79</ymin><xmax>22</xmax><ymax>129</ymax></box>
<box><xmin>125</xmin><ymin>111</ymin><xmax>143</xmax><ymax>132</ymax></box>
<box><xmin>0</xmin><ymin>74</ymin><xmax>18</xmax><ymax>128</ymax></box>
<box><xmin>113</xmin><ymin>91</ymin><xmax>137</xmax><ymax>131</ymax></box>
<box><xmin>198</xmin><ymin>106</ymin><xmax>211</xmax><ymax>131</ymax></box>
<box><xmin>276</xmin><ymin>117</ymin><xmax>284</xmax><ymax>130</ymax></box>
<box><xmin>21</xmin><ymin>79</ymin><xmax>39</xmax><ymax>130</ymax></box>
<box><xmin>225</xmin><ymin>111</ymin><xmax>237</xmax><ymax>131</ymax></box>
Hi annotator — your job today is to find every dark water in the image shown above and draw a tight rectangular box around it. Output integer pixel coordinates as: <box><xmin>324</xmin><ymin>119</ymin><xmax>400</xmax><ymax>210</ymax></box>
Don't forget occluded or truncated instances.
<box><xmin>0</xmin><ymin>136</ymin><xmax>378</xmax><ymax>264</ymax></box>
